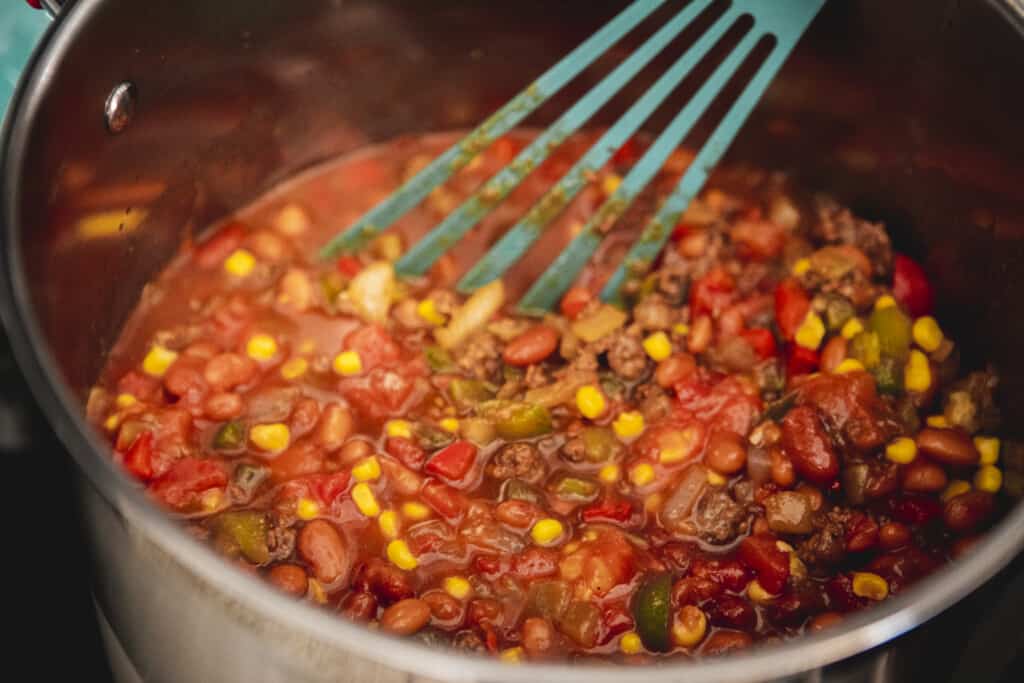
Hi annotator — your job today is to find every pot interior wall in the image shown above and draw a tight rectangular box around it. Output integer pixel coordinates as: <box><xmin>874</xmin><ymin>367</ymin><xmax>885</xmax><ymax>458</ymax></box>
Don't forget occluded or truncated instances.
<box><xmin>12</xmin><ymin>0</ymin><xmax>1024</xmax><ymax>433</ymax></box>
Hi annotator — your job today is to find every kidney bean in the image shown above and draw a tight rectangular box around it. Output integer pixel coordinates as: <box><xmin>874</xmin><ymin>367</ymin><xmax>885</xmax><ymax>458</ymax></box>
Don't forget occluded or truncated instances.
<box><xmin>380</xmin><ymin>598</ymin><xmax>432</xmax><ymax>635</ymax></box>
<box><xmin>164</xmin><ymin>360</ymin><xmax>207</xmax><ymax>400</ymax></box>
<box><xmin>297</xmin><ymin>519</ymin><xmax>349</xmax><ymax>585</ymax></box>
<box><xmin>655</xmin><ymin>353</ymin><xmax>697</xmax><ymax>388</ymax></box>
<box><xmin>317</xmin><ymin>404</ymin><xmax>353</xmax><ymax>452</ymax></box>
<box><xmin>820</xmin><ymin>336</ymin><xmax>848</xmax><ymax>374</ymax></box>
<box><xmin>522</xmin><ymin>617</ymin><xmax>556</xmax><ymax>658</ymax></box>
<box><xmin>289</xmin><ymin>398</ymin><xmax>321</xmax><ymax>437</ymax></box>
<box><xmin>267</xmin><ymin>563</ymin><xmax>308</xmax><ymax>597</ymax></box>
<box><xmin>705</xmin><ymin>594</ymin><xmax>756</xmax><ymax>631</ymax></box>
<box><xmin>916</xmin><ymin>428</ymin><xmax>980</xmax><ymax>466</ymax></box>
<box><xmin>878</xmin><ymin>522</ymin><xmax>910</xmax><ymax>550</ymax></box>
<box><xmin>687</xmin><ymin>315</ymin><xmax>713</xmax><ymax>354</ymax></box>
<box><xmin>269</xmin><ymin>442</ymin><xmax>324</xmax><ymax>481</ymax></box>
<box><xmin>204</xmin><ymin>353</ymin><xmax>257</xmax><ymax>391</ymax></box>
<box><xmin>824</xmin><ymin>574</ymin><xmax>860</xmax><ymax>612</ymax></box>
<box><xmin>701</xmin><ymin>630</ymin><xmax>753</xmax><ymax>656</ymax></box>
<box><xmin>513</xmin><ymin>547</ymin><xmax>560</xmax><ymax>579</ymax></box>
<box><xmin>495</xmin><ymin>499</ymin><xmax>541</xmax><ymax>528</ymax></box>
<box><xmin>845</xmin><ymin>513</ymin><xmax>879</xmax><ymax>552</ymax></box>
<box><xmin>691</xmin><ymin>558</ymin><xmax>752</xmax><ymax>592</ymax></box>
<box><xmin>378</xmin><ymin>457</ymin><xmax>423</xmax><ymax>496</ymax></box>
<box><xmin>672</xmin><ymin>577</ymin><xmax>722</xmax><ymax>606</ymax></box>
<box><xmin>738</xmin><ymin>535</ymin><xmax>790</xmax><ymax>594</ymax></box>
<box><xmin>891</xmin><ymin>494</ymin><xmax>942</xmax><ymax>525</ymax></box>
<box><xmin>355</xmin><ymin>558</ymin><xmax>414</xmax><ymax>605</ymax></box>
<box><xmin>423</xmin><ymin>590</ymin><xmax>463</xmax><ymax>623</ymax></box>
<box><xmin>503</xmin><ymin>325</ymin><xmax>559</xmax><ymax>366</ymax></box>
<box><xmin>943</xmin><ymin>491</ymin><xmax>994</xmax><ymax>533</ymax></box>
<box><xmin>660</xmin><ymin>542</ymin><xmax>700</xmax><ymax>575</ymax></box>
<box><xmin>467</xmin><ymin>598</ymin><xmax>503</xmax><ymax>628</ymax></box>
<box><xmin>340</xmin><ymin>591</ymin><xmax>378</xmax><ymax>622</ymax></box>
<box><xmin>808</xmin><ymin>612</ymin><xmax>843</xmax><ymax>632</ymax></box>
<box><xmin>204</xmin><ymin>392</ymin><xmax>244</xmax><ymax>420</ymax></box>
<box><xmin>770</xmin><ymin>448</ymin><xmax>796</xmax><ymax>488</ymax></box>
<box><xmin>338</xmin><ymin>439</ymin><xmax>372</xmax><ymax>466</ymax></box>
<box><xmin>901</xmin><ymin>461</ymin><xmax>948</xmax><ymax>493</ymax></box>
<box><xmin>705</xmin><ymin>431</ymin><xmax>747</xmax><ymax>475</ymax></box>
<box><xmin>781</xmin><ymin>406</ymin><xmax>839</xmax><ymax>484</ymax></box>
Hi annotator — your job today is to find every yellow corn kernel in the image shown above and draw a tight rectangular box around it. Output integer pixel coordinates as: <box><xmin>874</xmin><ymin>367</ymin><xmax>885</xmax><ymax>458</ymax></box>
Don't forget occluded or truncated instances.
<box><xmin>416</xmin><ymin>299</ymin><xmax>446</xmax><ymax>326</ymax></box>
<box><xmin>706</xmin><ymin>470</ymin><xmax>728</xmax><ymax>487</ymax></box>
<box><xmin>280</xmin><ymin>357</ymin><xmax>308</xmax><ymax>380</ymax></box>
<box><xmin>841</xmin><ymin>317</ymin><xmax>864</xmax><ymax>340</ymax></box>
<box><xmin>926</xmin><ymin>415</ymin><xmax>950</xmax><ymax>428</ymax></box>
<box><xmin>352</xmin><ymin>456</ymin><xmax>381</xmax><ymax>482</ymax></box>
<box><xmin>912</xmin><ymin>316</ymin><xmax>944</xmax><ymax>352</ymax></box>
<box><xmin>834</xmin><ymin>358</ymin><xmax>865</xmax><ymax>374</ymax></box>
<box><xmin>619</xmin><ymin>632</ymin><xmax>643</xmax><ymax>655</ymax></box>
<box><xmin>142</xmin><ymin>344</ymin><xmax>178</xmax><ymax>377</ymax></box>
<box><xmin>672</xmin><ymin>606</ymin><xmax>707</xmax><ymax>648</ymax></box>
<box><xmin>307</xmin><ymin>578</ymin><xmax>327</xmax><ymax>605</ymax></box>
<box><xmin>599</xmin><ymin>464</ymin><xmax>621</xmax><ymax>484</ymax></box>
<box><xmin>439</xmin><ymin>417</ymin><xmax>460</xmax><ymax>433</ymax></box>
<box><xmin>385</xmin><ymin>419</ymin><xmax>412</xmax><ymax>439</ymax></box>
<box><xmin>443</xmin><ymin>576</ymin><xmax>472</xmax><ymax>600</ymax></box>
<box><xmin>885</xmin><ymin>437</ymin><xmax>918</xmax><ymax>465</ymax></box>
<box><xmin>402</xmin><ymin>501</ymin><xmax>431</xmax><ymax>520</ymax></box>
<box><xmin>200</xmin><ymin>488</ymin><xmax>223</xmax><ymax>512</ymax></box>
<box><xmin>974</xmin><ymin>436</ymin><xmax>1000</xmax><ymax>466</ymax></box>
<box><xmin>386</xmin><ymin>539</ymin><xmax>418</xmax><ymax>570</ymax></box>
<box><xmin>791</xmin><ymin>257</ymin><xmax>811</xmax><ymax>276</ymax></box>
<box><xmin>575</xmin><ymin>385</ymin><xmax>607</xmax><ymax>419</ymax></box>
<box><xmin>776</xmin><ymin>540</ymin><xmax>795</xmax><ymax>553</ymax></box>
<box><xmin>975</xmin><ymin>465</ymin><xmax>1003</xmax><ymax>493</ymax></box>
<box><xmin>673</xmin><ymin>323</ymin><xmax>690</xmax><ymax>336</ymax></box>
<box><xmin>904</xmin><ymin>349</ymin><xmax>931</xmax><ymax>393</ymax></box>
<box><xmin>499</xmin><ymin>647</ymin><xmax>524</xmax><ymax>664</ymax></box>
<box><xmin>613</xmin><ymin>411</ymin><xmax>645</xmax><ymax>439</ymax></box>
<box><xmin>942</xmin><ymin>480</ymin><xmax>971</xmax><ymax>502</ymax></box>
<box><xmin>351</xmin><ymin>482</ymin><xmax>380</xmax><ymax>517</ymax></box>
<box><xmin>602</xmin><ymin>173</ymin><xmax>622</xmax><ymax>196</ymax></box>
<box><xmin>378</xmin><ymin>510</ymin><xmax>400</xmax><ymax>539</ymax></box>
<box><xmin>530</xmin><ymin>518</ymin><xmax>565</xmax><ymax>546</ymax></box>
<box><xmin>332</xmin><ymin>350</ymin><xmax>363</xmax><ymax>376</ymax></box>
<box><xmin>629</xmin><ymin>462</ymin><xmax>655</xmax><ymax>487</ymax></box>
<box><xmin>789</xmin><ymin>553</ymin><xmax>808</xmax><ymax>580</ymax></box>
<box><xmin>658</xmin><ymin>425</ymin><xmax>700</xmax><ymax>465</ymax></box>
<box><xmin>795</xmin><ymin>311</ymin><xmax>826</xmax><ymax>350</ymax></box>
<box><xmin>851</xmin><ymin>572</ymin><xmax>889</xmax><ymax>601</ymax></box>
<box><xmin>246</xmin><ymin>333</ymin><xmax>278</xmax><ymax>361</ymax></box>
<box><xmin>874</xmin><ymin>295</ymin><xmax>897</xmax><ymax>310</ymax></box>
<box><xmin>642</xmin><ymin>331</ymin><xmax>673</xmax><ymax>362</ymax></box>
<box><xmin>103</xmin><ymin>413</ymin><xmax>121</xmax><ymax>431</ymax></box>
<box><xmin>250</xmin><ymin>423</ymin><xmax>290</xmax><ymax>452</ymax></box>
<box><xmin>223</xmin><ymin>248</ymin><xmax>256</xmax><ymax>277</ymax></box>
<box><xmin>746</xmin><ymin>579</ymin><xmax>775</xmax><ymax>603</ymax></box>
<box><xmin>296</xmin><ymin>497</ymin><xmax>320</xmax><ymax>521</ymax></box>
<box><xmin>115</xmin><ymin>393</ymin><xmax>137</xmax><ymax>409</ymax></box>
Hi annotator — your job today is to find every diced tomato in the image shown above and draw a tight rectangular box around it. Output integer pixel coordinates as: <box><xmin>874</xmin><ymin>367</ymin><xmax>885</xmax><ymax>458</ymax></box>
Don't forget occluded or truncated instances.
<box><xmin>730</xmin><ymin>219</ymin><xmax>784</xmax><ymax>260</ymax></box>
<box><xmin>559</xmin><ymin>286</ymin><xmax>593</xmax><ymax>320</ymax></box>
<box><xmin>123</xmin><ymin>431</ymin><xmax>155</xmax><ymax>481</ymax></box>
<box><xmin>690</xmin><ymin>267</ymin><xmax>736</xmax><ymax>318</ymax></box>
<box><xmin>344</xmin><ymin>325</ymin><xmax>401</xmax><ymax>370</ymax></box>
<box><xmin>612</xmin><ymin>136</ymin><xmax>644</xmax><ymax>166</ymax></box>
<box><xmin>149</xmin><ymin>458</ymin><xmax>228</xmax><ymax>509</ymax></box>
<box><xmin>786</xmin><ymin>345</ymin><xmax>819</xmax><ymax>378</ymax></box>
<box><xmin>739</xmin><ymin>327</ymin><xmax>778</xmax><ymax>360</ymax></box>
<box><xmin>384</xmin><ymin>437</ymin><xmax>426</xmax><ymax>470</ymax></box>
<box><xmin>474</xmin><ymin>553</ymin><xmax>507</xmax><ymax>578</ymax></box>
<box><xmin>892</xmin><ymin>254</ymin><xmax>934</xmax><ymax>318</ymax></box>
<box><xmin>421</xmin><ymin>479</ymin><xmax>467</xmax><ymax>519</ymax></box>
<box><xmin>774</xmin><ymin>278</ymin><xmax>810</xmax><ymax>340</ymax></box>
<box><xmin>268</xmin><ymin>442</ymin><xmax>324</xmax><ymax>482</ymax></box>
<box><xmin>581</xmin><ymin>496</ymin><xmax>633</xmax><ymax>523</ymax></box>
<box><xmin>738</xmin><ymin>534</ymin><xmax>790</xmax><ymax>595</ymax></box>
<box><xmin>341</xmin><ymin>367</ymin><xmax>419</xmax><ymax>421</ymax></box>
<box><xmin>823</xmin><ymin>574</ymin><xmax>860</xmax><ymax>613</ymax></box>
<box><xmin>424</xmin><ymin>440</ymin><xmax>478</xmax><ymax>482</ymax></box>
<box><xmin>336</xmin><ymin>256</ymin><xmax>362</xmax><ymax>279</ymax></box>
<box><xmin>195</xmin><ymin>220</ymin><xmax>246</xmax><ymax>269</ymax></box>
<box><xmin>671</xmin><ymin>373</ymin><xmax>762</xmax><ymax>437</ymax></box>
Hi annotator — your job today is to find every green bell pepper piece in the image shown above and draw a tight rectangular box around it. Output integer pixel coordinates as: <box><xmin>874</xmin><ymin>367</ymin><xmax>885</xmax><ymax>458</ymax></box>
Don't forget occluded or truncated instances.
<box><xmin>480</xmin><ymin>400</ymin><xmax>552</xmax><ymax>440</ymax></box>
<box><xmin>448</xmin><ymin>378</ymin><xmax>495</xmax><ymax>412</ymax></box>
<box><xmin>553</xmin><ymin>476</ymin><xmax>599</xmax><ymax>502</ymax></box>
<box><xmin>580</xmin><ymin>426</ymin><xmax>623</xmax><ymax>463</ymax></box>
<box><xmin>869</xmin><ymin>305</ymin><xmax>912</xmax><ymax>361</ymax></box>
<box><xmin>214</xmin><ymin>511</ymin><xmax>270</xmax><ymax>565</ymax></box>
<box><xmin>424</xmin><ymin>345</ymin><xmax>455</xmax><ymax>372</ymax></box>
<box><xmin>633</xmin><ymin>572</ymin><xmax>672</xmax><ymax>652</ymax></box>
<box><xmin>849</xmin><ymin>330</ymin><xmax>881</xmax><ymax>369</ymax></box>
<box><xmin>501</xmin><ymin>478</ymin><xmax>544</xmax><ymax>506</ymax></box>
<box><xmin>213</xmin><ymin>420</ymin><xmax>245</xmax><ymax>450</ymax></box>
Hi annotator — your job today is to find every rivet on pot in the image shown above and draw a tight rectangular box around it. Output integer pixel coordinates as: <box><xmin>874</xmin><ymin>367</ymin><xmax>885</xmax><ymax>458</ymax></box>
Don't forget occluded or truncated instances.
<box><xmin>104</xmin><ymin>82</ymin><xmax>136</xmax><ymax>134</ymax></box>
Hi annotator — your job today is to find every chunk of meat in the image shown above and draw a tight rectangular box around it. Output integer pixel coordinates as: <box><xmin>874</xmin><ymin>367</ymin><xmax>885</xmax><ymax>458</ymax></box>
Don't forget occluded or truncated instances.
<box><xmin>797</xmin><ymin>507</ymin><xmax>856</xmax><ymax>568</ymax></box>
<box><xmin>943</xmin><ymin>369</ymin><xmax>1000</xmax><ymax>434</ymax></box>
<box><xmin>606</xmin><ymin>331</ymin><xmax>648</xmax><ymax>380</ymax></box>
<box><xmin>485</xmin><ymin>442</ymin><xmax>545</xmax><ymax>484</ymax></box>
<box><xmin>812</xmin><ymin>197</ymin><xmax>893</xmax><ymax>277</ymax></box>
<box><xmin>692</xmin><ymin>489</ymin><xmax>749</xmax><ymax>544</ymax></box>
<box><xmin>457</xmin><ymin>331</ymin><xmax>503</xmax><ymax>381</ymax></box>
<box><xmin>794</xmin><ymin>371</ymin><xmax>895</xmax><ymax>451</ymax></box>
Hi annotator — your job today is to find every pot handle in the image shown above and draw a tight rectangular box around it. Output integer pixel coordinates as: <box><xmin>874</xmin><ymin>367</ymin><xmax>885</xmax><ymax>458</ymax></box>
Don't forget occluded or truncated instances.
<box><xmin>26</xmin><ymin>0</ymin><xmax>65</xmax><ymax>18</ymax></box>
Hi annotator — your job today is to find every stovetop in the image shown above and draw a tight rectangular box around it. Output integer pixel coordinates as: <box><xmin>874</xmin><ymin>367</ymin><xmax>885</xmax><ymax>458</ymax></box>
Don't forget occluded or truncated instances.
<box><xmin>1</xmin><ymin>3</ymin><xmax>1021</xmax><ymax>682</ymax></box>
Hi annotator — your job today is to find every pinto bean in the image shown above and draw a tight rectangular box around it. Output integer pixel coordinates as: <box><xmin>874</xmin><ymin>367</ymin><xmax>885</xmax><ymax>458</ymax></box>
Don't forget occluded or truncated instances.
<box><xmin>495</xmin><ymin>499</ymin><xmax>541</xmax><ymax>528</ymax></box>
<box><xmin>289</xmin><ymin>398</ymin><xmax>321</xmax><ymax>437</ymax></box>
<box><xmin>687</xmin><ymin>315</ymin><xmax>713</xmax><ymax>354</ymax></box>
<box><xmin>380</xmin><ymin>598</ymin><xmax>431</xmax><ymax>635</ymax></box>
<box><xmin>338</xmin><ymin>438</ymin><xmax>372</xmax><ymax>466</ymax></box>
<box><xmin>503</xmin><ymin>325</ymin><xmax>559</xmax><ymax>366</ymax></box>
<box><xmin>267</xmin><ymin>564</ymin><xmax>308</xmax><ymax>596</ymax></box>
<box><xmin>317</xmin><ymin>404</ymin><xmax>353</xmax><ymax>452</ymax></box>
<box><xmin>204</xmin><ymin>392</ymin><xmax>244</xmax><ymax>420</ymax></box>
<box><xmin>901</xmin><ymin>461</ymin><xmax>948</xmax><ymax>493</ymax></box>
<box><xmin>916</xmin><ymin>428</ymin><xmax>980</xmax><ymax>466</ymax></box>
<box><xmin>701</xmin><ymin>630</ymin><xmax>753</xmax><ymax>656</ymax></box>
<box><xmin>204</xmin><ymin>353</ymin><xmax>257</xmax><ymax>391</ymax></box>
<box><xmin>164</xmin><ymin>360</ymin><xmax>207</xmax><ymax>399</ymax></box>
<box><xmin>655</xmin><ymin>353</ymin><xmax>698</xmax><ymax>388</ymax></box>
<box><xmin>705</xmin><ymin>431</ymin><xmax>747</xmax><ymax>474</ymax></box>
<box><xmin>943</xmin><ymin>491</ymin><xmax>994</xmax><ymax>533</ymax></box>
<box><xmin>878</xmin><ymin>522</ymin><xmax>910</xmax><ymax>550</ymax></box>
<box><xmin>820</xmin><ymin>336</ymin><xmax>848</xmax><ymax>374</ymax></box>
<box><xmin>770</xmin><ymin>448</ymin><xmax>796</xmax><ymax>488</ymax></box>
<box><xmin>781</xmin><ymin>406</ymin><xmax>839</xmax><ymax>484</ymax></box>
<box><xmin>522</xmin><ymin>617</ymin><xmax>556</xmax><ymax>658</ymax></box>
<box><xmin>297</xmin><ymin>519</ymin><xmax>349</xmax><ymax>585</ymax></box>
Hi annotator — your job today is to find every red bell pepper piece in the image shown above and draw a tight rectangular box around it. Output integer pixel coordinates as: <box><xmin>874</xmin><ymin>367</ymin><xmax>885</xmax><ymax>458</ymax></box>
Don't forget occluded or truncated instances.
<box><xmin>336</xmin><ymin>255</ymin><xmax>363</xmax><ymax>279</ymax></box>
<box><xmin>739</xmin><ymin>327</ymin><xmax>778</xmax><ymax>360</ymax></box>
<box><xmin>421</xmin><ymin>479</ymin><xmax>467</xmax><ymax>519</ymax></box>
<box><xmin>311</xmin><ymin>470</ymin><xmax>352</xmax><ymax>506</ymax></box>
<box><xmin>123</xmin><ymin>431</ymin><xmax>155</xmax><ymax>481</ymax></box>
<box><xmin>559</xmin><ymin>286</ymin><xmax>593</xmax><ymax>320</ymax></box>
<box><xmin>774</xmin><ymin>278</ymin><xmax>811</xmax><ymax>340</ymax></box>
<box><xmin>738</xmin><ymin>534</ymin><xmax>790</xmax><ymax>595</ymax></box>
<box><xmin>892</xmin><ymin>254</ymin><xmax>934</xmax><ymax>317</ymax></box>
<box><xmin>690</xmin><ymin>267</ymin><xmax>736</xmax><ymax>318</ymax></box>
<box><xmin>581</xmin><ymin>497</ymin><xmax>633</xmax><ymax>523</ymax></box>
<box><xmin>424</xmin><ymin>440</ymin><xmax>478</xmax><ymax>481</ymax></box>
<box><xmin>786</xmin><ymin>345</ymin><xmax>820</xmax><ymax>377</ymax></box>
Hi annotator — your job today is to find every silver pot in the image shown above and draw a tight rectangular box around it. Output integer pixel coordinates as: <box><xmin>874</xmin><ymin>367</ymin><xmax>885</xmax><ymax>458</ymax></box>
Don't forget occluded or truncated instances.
<box><xmin>3</xmin><ymin>1</ymin><xmax>1024</xmax><ymax>681</ymax></box>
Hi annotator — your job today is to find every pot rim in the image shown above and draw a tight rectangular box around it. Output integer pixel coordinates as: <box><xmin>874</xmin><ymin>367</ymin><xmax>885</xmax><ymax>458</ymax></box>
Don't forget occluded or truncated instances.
<box><xmin>2</xmin><ymin>1</ymin><xmax>1024</xmax><ymax>681</ymax></box>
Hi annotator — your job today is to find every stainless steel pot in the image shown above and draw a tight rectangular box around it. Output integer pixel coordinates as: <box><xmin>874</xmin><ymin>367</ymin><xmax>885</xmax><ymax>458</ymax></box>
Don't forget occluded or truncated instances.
<box><xmin>3</xmin><ymin>1</ymin><xmax>1024</xmax><ymax>681</ymax></box>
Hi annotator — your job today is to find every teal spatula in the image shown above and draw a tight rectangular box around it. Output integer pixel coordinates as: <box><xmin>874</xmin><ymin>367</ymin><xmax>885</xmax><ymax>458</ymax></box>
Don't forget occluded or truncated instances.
<box><xmin>320</xmin><ymin>0</ymin><xmax>826</xmax><ymax>314</ymax></box>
